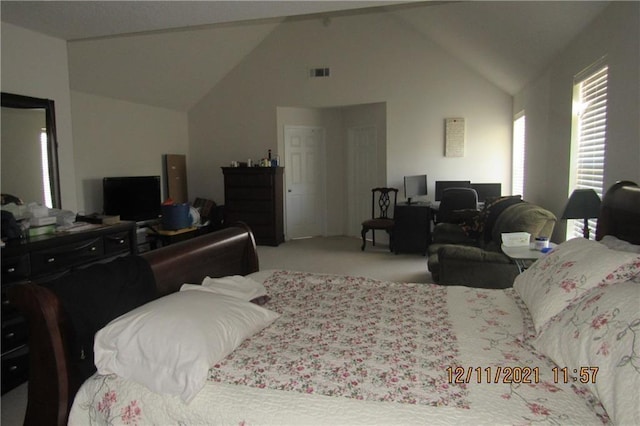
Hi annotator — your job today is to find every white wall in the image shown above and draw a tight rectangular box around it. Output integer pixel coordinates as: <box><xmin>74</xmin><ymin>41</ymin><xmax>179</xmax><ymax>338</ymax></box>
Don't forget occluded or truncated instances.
<box><xmin>514</xmin><ymin>2</ymin><xmax>640</xmax><ymax>241</ymax></box>
<box><xmin>1</xmin><ymin>23</ymin><xmax>78</xmax><ymax>210</ymax></box>
<box><xmin>189</xmin><ymin>9</ymin><xmax>513</xmax><ymax>235</ymax></box>
<box><xmin>70</xmin><ymin>91</ymin><xmax>189</xmax><ymax>214</ymax></box>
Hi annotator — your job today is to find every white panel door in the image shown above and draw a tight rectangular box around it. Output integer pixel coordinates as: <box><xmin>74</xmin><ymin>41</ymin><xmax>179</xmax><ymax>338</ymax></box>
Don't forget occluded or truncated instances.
<box><xmin>284</xmin><ymin>126</ymin><xmax>325</xmax><ymax>239</ymax></box>
<box><xmin>347</xmin><ymin>126</ymin><xmax>378</xmax><ymax>237</ymax></box>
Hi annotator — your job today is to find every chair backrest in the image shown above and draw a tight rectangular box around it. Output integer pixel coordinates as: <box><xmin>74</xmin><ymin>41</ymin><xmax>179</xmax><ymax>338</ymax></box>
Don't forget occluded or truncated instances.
<box><xmin>437</xmin><ymin>187</ymin><xmax>478</xmax><ymax>223</ymax></box>
<box><xmin>435</xmin><ymin>180</ymin><xmax>471</xmax><ymax>201</ymax></box>
<box><xmin>371</xmin><ymin>187</ymin><xmax>398</xmax><ymax>219</ymax></box>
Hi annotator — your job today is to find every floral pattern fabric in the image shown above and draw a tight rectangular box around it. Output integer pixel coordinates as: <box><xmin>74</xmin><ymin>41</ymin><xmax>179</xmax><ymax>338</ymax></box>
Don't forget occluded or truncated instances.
<box><xmin>513</xmin><ymin>237</ymin><xmax>640</xmax><ymax>333</ymax></box>
<box><xmin>533</xmin><ymin>281</ymin><xmax>640</xmax><ymax>425</ymax></box>
<box><xmin>210</xmin><ymin>270</ymin><xmax>467</xmax><ymax>407</ymax></box>
<box><xmin>70</xmin><ymin>271</ymin><xmax>610</xmax><ymax>426</ymax></box>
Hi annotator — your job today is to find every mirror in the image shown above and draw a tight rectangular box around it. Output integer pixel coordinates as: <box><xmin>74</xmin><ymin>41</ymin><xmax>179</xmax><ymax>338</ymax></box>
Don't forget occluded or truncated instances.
<box><xmin>1</xmin><ymin>92</ymin><xmax>61</xmax><ymax>209</ymax></box>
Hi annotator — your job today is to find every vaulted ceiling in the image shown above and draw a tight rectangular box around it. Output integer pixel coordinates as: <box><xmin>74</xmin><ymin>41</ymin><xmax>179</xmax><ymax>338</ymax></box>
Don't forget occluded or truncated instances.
<box><xmin>1</xmin><ymin>1</ymin><xmax>610</xmax><ymax>111</ymax></box>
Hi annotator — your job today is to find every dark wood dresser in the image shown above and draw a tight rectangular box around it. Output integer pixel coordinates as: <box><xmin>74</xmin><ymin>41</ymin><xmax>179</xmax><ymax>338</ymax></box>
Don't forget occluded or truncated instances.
<box><xmin>222</xmin><ymin>167</ymin><xmax>284</xmax><ymax>246</ymax></box>
<box><xmin>1</xmin><ymin>221</ymin><xmax>136</xmax><ymax>393</ymax></box>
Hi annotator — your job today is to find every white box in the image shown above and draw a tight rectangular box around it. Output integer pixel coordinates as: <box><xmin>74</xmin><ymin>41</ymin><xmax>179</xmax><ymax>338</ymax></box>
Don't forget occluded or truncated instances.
<box><xmin>29</xmin><ymin>204</ymin><xmax>49</xmax><ymax>218</ymax></box>
<box><xmin>31</xmin><ymin>216</ymin><xmax>57</xmax><ymax>226</ymax></box>
<box><xmin>501</xmin><ymin>232</ymin><xmax>531</xmax><ymax>247</ymax></box>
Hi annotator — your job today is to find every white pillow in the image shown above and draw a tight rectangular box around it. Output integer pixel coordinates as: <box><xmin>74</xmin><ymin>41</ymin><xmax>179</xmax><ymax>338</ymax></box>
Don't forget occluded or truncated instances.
<box><xmin>94</xmin><ymin>291</ymin><xmax>279</xmax><ymax>403</ymax></box>
<box><xmin>180</xmin><ymin>275</ymin><xmax>267</xmax><ymax>301</ymax></box>
<box><xmin>513</xmin><ymin>237</ymin><xmax>640</xmax><ymax>333</ymax></box>
<box><xmin>532</xmin><ymin>281</ymin><xmax>640</xmax><ymax>425</ymax></box>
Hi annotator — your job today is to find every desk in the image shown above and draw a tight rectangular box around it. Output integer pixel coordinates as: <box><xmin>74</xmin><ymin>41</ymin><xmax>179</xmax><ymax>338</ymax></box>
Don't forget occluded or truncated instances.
<box><xmin>501</xmin><ymin>242</ymin><xmax>556</xmax><ymax>273</ymax></box>
<box><xmin>393</xmin><ymin>202</ymin><xmax>432</xmax><ymax>255</ymax></box>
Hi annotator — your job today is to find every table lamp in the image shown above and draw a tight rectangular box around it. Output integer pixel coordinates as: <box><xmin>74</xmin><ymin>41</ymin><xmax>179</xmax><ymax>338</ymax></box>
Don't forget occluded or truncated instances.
<box><xmin>561</xmin><ymin>189</ymin><xmax>601</xmax><ymax>239</ymax></box>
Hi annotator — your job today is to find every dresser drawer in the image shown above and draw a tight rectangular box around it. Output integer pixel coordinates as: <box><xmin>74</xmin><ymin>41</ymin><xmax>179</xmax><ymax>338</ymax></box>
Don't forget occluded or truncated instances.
<box><xmin>224</xmin><ymin>173</ymin><xmax>273</xmax><ymax>187</ymax></box>
<box><xmin>225</xmin><ymin>211</ymin><xmax>273</xmax><ymax>227</ymax></box>
<box><xmin>104</xmin><ymin>231</ymin><xmax>132</xmax><ymax>255</ymax></box>
<box><xmin>1</xmin><ymin>346</ymin><xmax>29</xmax><ymax>394</ymax></box>
<box><xmin>30</xmin><ymin>237</ymin><xmax>105</xmax><ymax>276</ymax></box>
<box><xmin>1</xmin><ymin>288</ymin><xmax>19</xmax><ymax>321</ymax></box>
<box><xmin>1</xmin><ymin>255</ymin><xmax>30</xmax><ymax>284</ymax></box>
<box><xmin>1</xmin><ymin>316</ymin><xmax>28</xmax><ymax>353</ymax></box>
<box><xmin>225</xmin><ymin>199</ymin><xmax>273</xmax><ymax>212</ymax></box>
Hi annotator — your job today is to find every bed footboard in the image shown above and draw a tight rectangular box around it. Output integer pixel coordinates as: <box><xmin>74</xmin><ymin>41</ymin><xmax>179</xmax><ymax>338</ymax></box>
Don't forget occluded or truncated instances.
<box><xmin>8</xmin><ymin>223</ymin><xmax>259</xmax><ymax>426</ymax></box>
<box><xmin>142</xmin><ymin>223</ymin><xmax>259</xmax><ymax>296</ymax></box>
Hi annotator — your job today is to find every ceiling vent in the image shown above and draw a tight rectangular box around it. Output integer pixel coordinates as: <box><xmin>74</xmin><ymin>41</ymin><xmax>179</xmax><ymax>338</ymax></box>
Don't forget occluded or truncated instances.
<box><xmin>309</xmin><ymin>67</ymin><xmax>331</xmax><ymax>78</ymax></box>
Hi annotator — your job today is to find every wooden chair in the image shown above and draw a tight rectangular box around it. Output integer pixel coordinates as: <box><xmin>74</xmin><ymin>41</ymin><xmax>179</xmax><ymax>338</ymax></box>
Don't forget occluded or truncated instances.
<box><xmin>361</xmin><ymin>187</ymin><xmax>398</xmax><ymax>251</ymax></box>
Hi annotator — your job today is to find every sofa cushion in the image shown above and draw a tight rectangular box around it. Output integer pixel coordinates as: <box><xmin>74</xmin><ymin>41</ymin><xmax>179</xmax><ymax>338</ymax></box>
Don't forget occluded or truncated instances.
<box><xmin>481</xmin><ymin>196</ymin><xmax>523</xmax><ymax>242</ymax></box>
<box><xmin>491</xmin><ymin>202</ymin><xmax>556</xmax><ymax>244</ymax></box>
<box><xmin>431</xmin><ymin>223</ymin><xmax>478</xmax><ymax>245</ymax></box>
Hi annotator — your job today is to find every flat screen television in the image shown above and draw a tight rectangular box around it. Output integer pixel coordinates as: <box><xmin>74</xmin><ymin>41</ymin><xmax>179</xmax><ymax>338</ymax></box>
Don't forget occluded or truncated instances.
<box><xmin>403</xmin><ymin>174</ymin><xmax>428</xmax><ymax>204</ymax></box>
<box><xmin>103</xmin><ymin>176</ymin><xmax>161</xmax><ymax>223</ymax></box>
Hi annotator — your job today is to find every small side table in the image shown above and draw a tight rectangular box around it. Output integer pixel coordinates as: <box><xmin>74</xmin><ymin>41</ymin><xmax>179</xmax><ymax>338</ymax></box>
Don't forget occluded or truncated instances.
<box><xmin>501</xmin><ymin>242</ymin><xmax>556</xmax><ymax>273</ymax></box>
<box><xmin>146</xmin><ymin>226</ymin><xmax>199</xmax><ymax>249</ymax></box>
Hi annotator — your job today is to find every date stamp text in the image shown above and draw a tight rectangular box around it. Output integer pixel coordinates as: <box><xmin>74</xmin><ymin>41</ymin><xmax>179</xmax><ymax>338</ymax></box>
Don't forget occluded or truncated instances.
<box><xmin>446</xmin><ymin>366</ymin><xmax>599</xmax><ymax>384</ymax></box>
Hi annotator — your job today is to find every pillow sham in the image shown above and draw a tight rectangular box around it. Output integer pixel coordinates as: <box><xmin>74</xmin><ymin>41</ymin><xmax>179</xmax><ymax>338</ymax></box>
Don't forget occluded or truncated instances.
<box><xmin>513</xmin><ymin>237</ymin><xmax>640</xmax><ymax>333</ymax></box>
<box><xmin>532</xmin><ymin>281</ymin><xmax>640</xmax><ymax>425</ymax></box>
<box><xmin>180</xmin><ymin>275</ymin><xmax>268</xmax><ymax>302</ymax></box>
<box><xmin>94</xmin><ymin>291</ymin><xmax>280</xmax><ymax>403</ymax></box>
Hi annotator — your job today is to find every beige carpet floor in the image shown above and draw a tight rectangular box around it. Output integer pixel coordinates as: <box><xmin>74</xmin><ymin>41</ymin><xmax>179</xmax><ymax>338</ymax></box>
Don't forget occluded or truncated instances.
<box><xmin>1</xmin><ymin>235</ymin><xmax>433</xmax><ymax>425</ymax></box>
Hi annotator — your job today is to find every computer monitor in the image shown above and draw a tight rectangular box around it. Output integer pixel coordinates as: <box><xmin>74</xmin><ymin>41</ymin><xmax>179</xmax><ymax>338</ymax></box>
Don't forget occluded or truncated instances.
<box><xmin>471</xmin><ymin>183</ymin><xmax>502</xmax><ymax>202</ymax></box>
<box><xmin>434</xmin><ymin>180</ymin><xmax>471</xmax><ymax>201</ymax></box>
<box><xmin>403</xmin><ymin>174</ymin><xmax>428</xmax><ymax>204</ymax></box>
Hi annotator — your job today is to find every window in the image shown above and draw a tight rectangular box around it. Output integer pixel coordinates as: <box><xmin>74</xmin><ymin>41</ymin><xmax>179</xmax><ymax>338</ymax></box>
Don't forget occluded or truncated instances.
<box><xmin>40</xmin><ymin>128</ymin><xmax>53</xmax><ymax>208</ymax></box>
<box><xmin>568</xmin><ymin>61</ymin><xmax>608</xmax><ymax>239</ymax></box>
<box><xmin>512</xmin><ymin>112</ymin><xmax>526</xmax><ymax>197</ymax></box>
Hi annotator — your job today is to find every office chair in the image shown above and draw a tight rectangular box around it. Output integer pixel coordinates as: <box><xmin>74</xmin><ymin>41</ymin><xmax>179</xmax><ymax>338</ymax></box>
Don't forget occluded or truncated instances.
<box><xmin>361</xmin><ymin>187</ymin><xmax>398</xmax><ymax>251</ymax></box>
<box><xmin>434</xmin><ymin>187</ymin><xmax>478</xmax><ymax>224</ymax></box>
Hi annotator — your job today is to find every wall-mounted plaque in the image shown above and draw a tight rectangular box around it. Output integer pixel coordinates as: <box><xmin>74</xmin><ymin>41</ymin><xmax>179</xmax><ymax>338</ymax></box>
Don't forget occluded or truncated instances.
<box><xmin>445</xmin><ymin>117</ymin><xmax>465</xmax><ymax>157</ymax></box>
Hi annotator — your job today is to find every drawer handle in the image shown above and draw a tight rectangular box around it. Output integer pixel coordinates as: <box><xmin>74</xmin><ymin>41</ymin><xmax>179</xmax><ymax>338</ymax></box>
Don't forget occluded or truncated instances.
<box><xmin>47</xmin><ymin>257</ymin><xmax>56</xmax><ymax>263</ymax></box>
<box><xmin>2</xmin><ymin>299</ymin><xmax>9</xmax><ymax>305</ymax></box>
<box><xmin>5</xmin><ymin>332</ymin><xmax>15</xmax><ymax>339</ymax></box>
<box><xmin>9</xmin><ymin>365</ymin><xmax>18</xmax><ymax>372</ymax></box>
<box><xmin>7</xmin><ymin>267</ymin><xmax>16</xmax><ymax>273</ymax></box>
<box><xmin>90</xmin><ymin>246</ymin><xmax>97</xmax><ymax>251</ymax></box>
<box><xmin>117</xmin><ymin>239</ymin><xmax>125</xmax><ymax>245</ymax></box>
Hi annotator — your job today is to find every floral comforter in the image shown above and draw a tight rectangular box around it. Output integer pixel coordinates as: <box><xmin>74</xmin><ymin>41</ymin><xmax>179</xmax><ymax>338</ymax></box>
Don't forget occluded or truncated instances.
<box><xmin>69</xmin><ymin>270</ymin><xmax>609</xmax><ymax>425</ymax></box>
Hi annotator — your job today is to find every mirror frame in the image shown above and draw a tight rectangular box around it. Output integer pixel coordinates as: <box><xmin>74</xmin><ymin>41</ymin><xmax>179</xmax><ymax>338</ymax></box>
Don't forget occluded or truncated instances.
<box><xmin>1</xmin><ymin>92</ymin><xmax>62</xmax><ymax>209</ymax></box>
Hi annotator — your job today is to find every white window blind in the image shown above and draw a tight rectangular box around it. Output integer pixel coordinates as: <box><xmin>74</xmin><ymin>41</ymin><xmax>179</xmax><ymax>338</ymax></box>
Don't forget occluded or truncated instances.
<box><xmin>575</xmin><ymin>65</ymin><xmax>607</xmax><ymax>193</ymax></box>
<box><xmin>568</xmin><ymin>63</ymin><xmax>608</xmax><ymax>239</ymax></box>
<box><xmin>512</xmin><ymin>112</ymin><xmax>526</xmax><ymax>197</ymax></box>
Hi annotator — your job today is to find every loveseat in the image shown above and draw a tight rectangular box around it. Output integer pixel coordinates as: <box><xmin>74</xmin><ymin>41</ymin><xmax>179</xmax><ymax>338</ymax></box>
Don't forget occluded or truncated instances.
<box><xmin>427</xmin><ymin>196</ymin><xmax>557</xmax><ymax>289</ymax></box>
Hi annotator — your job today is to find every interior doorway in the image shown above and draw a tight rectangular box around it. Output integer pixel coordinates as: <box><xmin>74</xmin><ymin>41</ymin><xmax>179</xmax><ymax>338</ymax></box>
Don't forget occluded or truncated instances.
<box><xmin>283</xmin><ymin>125</ymin><xmax>326</xmax><ymax>239</ymax></box>
<box><xmin>347</xmin><ymin>126</ymin><xmax>379</xmax><ymax>237</ymax></box>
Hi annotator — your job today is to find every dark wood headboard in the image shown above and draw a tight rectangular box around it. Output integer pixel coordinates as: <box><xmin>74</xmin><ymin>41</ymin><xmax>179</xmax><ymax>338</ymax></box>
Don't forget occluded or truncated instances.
<box><xmin>8</xmin><ymin>224</ymin><xmax>259</xmax><ymax>426</ymax></box>
<box><xmin>595</xmin><ymin>180</ymin><xmax>640</xmax><ymax>244</ymax></box>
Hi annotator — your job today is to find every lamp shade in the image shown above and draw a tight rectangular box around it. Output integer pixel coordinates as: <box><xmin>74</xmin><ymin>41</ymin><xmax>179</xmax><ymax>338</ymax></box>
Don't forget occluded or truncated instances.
<box><xmin>561</xmin><ymin>189</ymin><xmax>601</xmax><ymax>219</ymax></box>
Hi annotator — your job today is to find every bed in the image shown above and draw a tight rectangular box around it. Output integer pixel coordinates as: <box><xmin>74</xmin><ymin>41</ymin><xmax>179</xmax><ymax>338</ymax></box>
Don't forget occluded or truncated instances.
<box><xmin>9</xmin><ymin>181</ymin><xmax>640</xmax><ymax>425</ymax></box>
